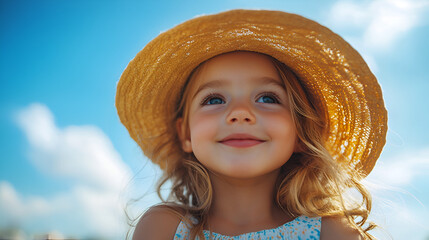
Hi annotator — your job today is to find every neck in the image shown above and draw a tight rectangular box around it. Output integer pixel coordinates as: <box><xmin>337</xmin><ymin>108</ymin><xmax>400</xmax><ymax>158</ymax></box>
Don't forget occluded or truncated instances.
<box><xmin>207</xmin><ymin>169</ymin><xmax>291</xmax><ymax>228</ymax></box>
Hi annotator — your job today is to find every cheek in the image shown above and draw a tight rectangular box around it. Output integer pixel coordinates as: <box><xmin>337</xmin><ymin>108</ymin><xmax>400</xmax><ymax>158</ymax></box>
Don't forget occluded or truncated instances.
<box><xmin>189</xmin><ymin>112</ymin><xmax>220</xmax><ymax>142</ymax></box>
<box><xmin>262</xmin><ymin>112</ymin><xmax>297</xmax><ymax>140</ymax></box>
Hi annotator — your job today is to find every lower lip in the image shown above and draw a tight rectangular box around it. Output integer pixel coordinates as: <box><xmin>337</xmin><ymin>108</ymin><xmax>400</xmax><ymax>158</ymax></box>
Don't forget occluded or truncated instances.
<box><xmin>220</xmin><ymin>140</ymin><xmax>264</xmax><ymax>148</ymax></box>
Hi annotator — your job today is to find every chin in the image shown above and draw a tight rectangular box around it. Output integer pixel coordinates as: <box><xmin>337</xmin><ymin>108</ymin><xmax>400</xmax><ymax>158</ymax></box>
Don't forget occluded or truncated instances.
<box><xmin>218</xmin><ymin>166</ymin><xmax>280</xmax><ymax>179</ymax></box>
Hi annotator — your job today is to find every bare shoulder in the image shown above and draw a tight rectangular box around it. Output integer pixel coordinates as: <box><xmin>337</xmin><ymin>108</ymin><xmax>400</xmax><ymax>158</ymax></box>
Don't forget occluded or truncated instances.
<box><xmin>320</xmin><ymin>216</ymin><xmax>364</xmax><ymax>240</ymax></box>
<box><xmin>132</xmin><ymin>204</ymin><xmax>186</xmax><ymax>240</ymax></box>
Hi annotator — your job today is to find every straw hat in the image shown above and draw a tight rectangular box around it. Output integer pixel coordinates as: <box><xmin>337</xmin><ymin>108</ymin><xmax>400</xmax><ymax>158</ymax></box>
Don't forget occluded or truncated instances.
<box><xmin>115</xmin><ymin>9</ymin><xmax>387</xmax><ymax>176</ymax></box>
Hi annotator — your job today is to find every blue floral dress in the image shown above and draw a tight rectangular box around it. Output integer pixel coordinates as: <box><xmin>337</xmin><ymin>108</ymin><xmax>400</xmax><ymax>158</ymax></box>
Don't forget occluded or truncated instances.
<box><xmin>174</xmin><ymin>215</ymin><xmax>321</xmax><ymax>240</ymax></box>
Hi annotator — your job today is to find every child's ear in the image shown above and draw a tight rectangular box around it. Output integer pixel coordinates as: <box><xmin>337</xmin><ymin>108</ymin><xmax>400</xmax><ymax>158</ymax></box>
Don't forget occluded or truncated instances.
<box><xmin>176</xmin><ymin>118</ymin><xmax>193</xmax><ymax>153</ymax></box>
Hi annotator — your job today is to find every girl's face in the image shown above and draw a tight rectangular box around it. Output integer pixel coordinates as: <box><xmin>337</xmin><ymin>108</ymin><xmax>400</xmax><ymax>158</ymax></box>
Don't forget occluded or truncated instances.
<box><xmin>177</xmin><ymin>51</ymin><xmax>298</xmax><ymax>179</ymax></box>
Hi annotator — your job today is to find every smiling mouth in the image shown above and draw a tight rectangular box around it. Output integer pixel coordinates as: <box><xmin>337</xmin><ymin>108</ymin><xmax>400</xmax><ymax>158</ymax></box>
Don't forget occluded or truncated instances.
<box><xmin>218</xmin><ymin>134</ymin><xmax>265</xmax><ymax>148</ymax></box>
<box><xmin>220</xmin><ymin>139</ymin><xmax>265</xmax><ymax>148</ymax></box>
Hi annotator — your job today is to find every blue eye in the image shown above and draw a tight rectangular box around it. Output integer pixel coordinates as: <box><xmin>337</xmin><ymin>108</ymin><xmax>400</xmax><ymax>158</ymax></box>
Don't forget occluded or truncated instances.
<box><xmin>256</xmin><ymin>94</ymin><xmax>279</xmax><ymax>104</ymax></box>
<box><xmin>202</xmin><ymin>94</ymin><xmax>225</xmax><ymax>105</ymax></box>
<box><xmin>207</xmin><ymin>97</ymin><xmax>224</xmax><ymax>105</ymax></box>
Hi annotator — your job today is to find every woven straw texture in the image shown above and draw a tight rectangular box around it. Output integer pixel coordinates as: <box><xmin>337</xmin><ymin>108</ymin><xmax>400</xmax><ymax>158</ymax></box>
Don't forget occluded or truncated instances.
<box><xmin>115</xmin><ymin>9</ymin><xmax>387</xmax><ymax>176</ymax></box>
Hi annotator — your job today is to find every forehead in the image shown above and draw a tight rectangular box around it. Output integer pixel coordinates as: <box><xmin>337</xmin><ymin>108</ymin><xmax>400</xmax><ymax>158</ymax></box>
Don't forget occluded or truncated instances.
<box><xmin>201</xmin><ymin>51</ymin><xmax>279</xmax><ymax>78</ymax></box>
<box><xmin>189</xmin><ymin>51</ymin><xmax>282</xmax><ymax>90</ymax></box>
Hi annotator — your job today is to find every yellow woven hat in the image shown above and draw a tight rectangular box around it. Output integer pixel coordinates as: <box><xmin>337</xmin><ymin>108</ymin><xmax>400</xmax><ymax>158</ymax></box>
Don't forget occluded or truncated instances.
<box><xmin>115</xmin><ymin>9</ymin><xmax>387</xmax><ymax>176</ymax></box>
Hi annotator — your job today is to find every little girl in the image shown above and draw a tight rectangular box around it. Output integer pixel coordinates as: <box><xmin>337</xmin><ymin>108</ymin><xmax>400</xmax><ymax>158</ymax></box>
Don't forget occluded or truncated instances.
<box><xmin>116</xmin><ymin>9</ymin><xmax>387</xmax><ymax>240</ymax></box>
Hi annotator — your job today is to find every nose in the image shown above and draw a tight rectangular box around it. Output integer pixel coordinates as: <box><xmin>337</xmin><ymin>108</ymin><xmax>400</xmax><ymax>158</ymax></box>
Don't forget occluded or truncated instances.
<box><xmin>226</xmin><ymin>101</ymin><xmax>256</xmax><ymax>124</ymax></box>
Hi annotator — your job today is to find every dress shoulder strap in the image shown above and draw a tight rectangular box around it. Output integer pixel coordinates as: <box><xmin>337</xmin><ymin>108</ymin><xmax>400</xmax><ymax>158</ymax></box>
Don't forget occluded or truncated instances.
<box><xmin>174</xmin><ymin>216</ymin><xmax>197</xmax><ymax>240</ymax></box>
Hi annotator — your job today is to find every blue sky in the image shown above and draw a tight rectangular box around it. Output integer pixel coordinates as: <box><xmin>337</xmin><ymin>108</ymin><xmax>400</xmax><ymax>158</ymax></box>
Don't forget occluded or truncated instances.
<box><xmin>1</xmin><ymin>0</ymin><xmax>428</xmax><ymax>239</ymax></box>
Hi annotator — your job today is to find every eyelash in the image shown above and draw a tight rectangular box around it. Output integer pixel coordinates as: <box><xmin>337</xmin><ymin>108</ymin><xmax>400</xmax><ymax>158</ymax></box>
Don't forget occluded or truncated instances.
<box><xmin>200</xmin><ymin>92</ymin><xmax>281</xmax><ymax>105</ymax></box>
<box><xmin>256</xmin><ymin>92</ymin><xmax>281</xmax><ymax>104</ymax></box>
<box><xmin>201</xmin><ymin>93</ymin><xmax>225</xmax><ymax>105</ymax></box>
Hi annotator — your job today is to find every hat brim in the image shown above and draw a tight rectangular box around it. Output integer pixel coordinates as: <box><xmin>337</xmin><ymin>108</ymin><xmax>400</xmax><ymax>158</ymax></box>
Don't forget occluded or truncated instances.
<box><xmin>116</xmin><ymin>9</ymin><xmax>387</xmax><ymax>176</ymax></box>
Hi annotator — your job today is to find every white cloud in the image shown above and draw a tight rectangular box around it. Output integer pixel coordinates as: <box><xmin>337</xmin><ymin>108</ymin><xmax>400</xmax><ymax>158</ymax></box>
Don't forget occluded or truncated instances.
<box><xmin>0</xmin><ymin>103</ymin><xmax>136</xmax><ymax>239</ymax></box>
<box><xmin>368</xmin><ymin>147</ymin><xmax>429</xmax><ymax>186</ymax></box>
<box><xmin>328</xmin><ymin>0</ymin><xmax>429</xmax><ymax>51</ymax></box>
<box><xmin>363</xmin><ymin>147</ymin><xmax>429</xmax><ymax>239</ymax></box>
<box><xmin>368</xmin><ymin>188</ymin><xmax>429</xmax><ymax>239</ymax></box>
<box><xmin>0</xmin><ymin>182</ymin><xmax>127</xmax><ymax>238</ymax></box>
<box><xmin>14</xmin><ymin>103</ymin><xmax>131</xmax><ymax>192</ymax></box>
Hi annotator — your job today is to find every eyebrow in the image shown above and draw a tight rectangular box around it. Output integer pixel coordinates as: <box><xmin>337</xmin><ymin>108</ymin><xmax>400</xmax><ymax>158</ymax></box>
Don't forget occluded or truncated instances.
<box><xmin>192</xmin><ymin>77</ymin><xmax>284</xmax><ymax>99</ymax></box>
